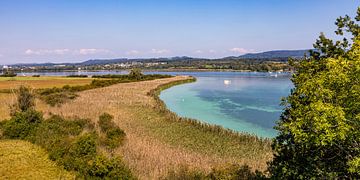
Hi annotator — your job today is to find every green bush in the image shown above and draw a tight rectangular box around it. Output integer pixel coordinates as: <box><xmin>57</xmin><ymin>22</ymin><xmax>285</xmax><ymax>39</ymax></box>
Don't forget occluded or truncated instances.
<box><xmin>2</xmin><ymin>109</ymin><xmax>43</xmax><ymax>139</ymax></box>
<box><xmin>12</xmin><ymin>86</ymin><xmax>35</xmax><ymax>113</ymax></box>
<box><xmin>98</xmin><ymin>113</ymin><xmax>115</xmax><ymax>132</ymax></box>
<box><xmin>0</xmin><ymin>86</ymin><xmax>134</xmax><ymax>179</ymax></box>
<box><xmin>40</xmin><ymin>91</ymin><xmax>77</xmax><ymax>107</ymax></box>
<box><xmin>67</xmin><ymin>75</ymin><xmax>88</xmax><ymax>78</ymax></box>
<box><xmin>98</xmin><ymin>113</ymin><xmax>126</xmax><ymax>149</ymax></box>
<box><xmin>165</xmin><ymin>166</ymin><xmax>206</xmax><ymax>180</ymax></box>
<box><xmin>104</xmin><ymin>128</ymin><xmax>126</xmax><ymax>149</ymax></box>
<box><xmin>85</xmin><ymin>155</ymin><xmax>135</xmax><ymax>180</ymax></box>
<box><xmin>164</xmin><ymin>164</ymin><xmax>265</xmax><ymax>180</ymax></box>
<box><xmin>129</xmin><ymin>68</ymin><xmax>143</xmax><ymax>80</ymax></box>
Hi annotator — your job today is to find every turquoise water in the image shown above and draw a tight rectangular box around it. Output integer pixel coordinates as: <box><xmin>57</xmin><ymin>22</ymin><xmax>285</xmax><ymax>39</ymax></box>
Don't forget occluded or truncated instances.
<box><xmin>159</xmin><ymin>73</ymin><xmax>293</xmax><ymax>138</ymax></box>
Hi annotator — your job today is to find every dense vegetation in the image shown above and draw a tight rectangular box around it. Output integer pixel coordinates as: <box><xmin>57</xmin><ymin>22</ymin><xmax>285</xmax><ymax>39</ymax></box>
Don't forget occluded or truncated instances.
<box><xmin>38</xmin><ymin>70</ymin><xmax>172</xmax><ymax>106</ymax></box>
<box><xmin>143</xmin><ymin>58</ymin><xmax>292</xmax><ymax>72</ymax></box>
<box><xmin>0</xmin><ymin>71</ymin><xmax>17</xmax><ymax>77</ymax></box>
<box><xmin>268</xmin><ymin>7</ymin><xmax>360</xmax><ymax>179</ymax></box>
<box><xmin>0</xmin><ymin>86</ymin><xmax>134</xmax><ymax>179</ymax></box>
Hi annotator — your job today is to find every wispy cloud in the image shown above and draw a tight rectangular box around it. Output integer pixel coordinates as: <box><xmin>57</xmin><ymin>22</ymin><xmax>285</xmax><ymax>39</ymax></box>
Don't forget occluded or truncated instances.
<box><xmin>77</xmin><ymin>48</ymin><xmax>111</xmax><ymax>55</ymax></box>
<box><xmin>150</xmin><ymin>49</ymin><xmax>170</xmax><ymax>54</ymax></box>
<box><xmin>126</xmin><ymin>50</ymin><xmax>140</xmax><ymax>55</ymax></box>
<box><xmin>194</xmin><ymin>50</ymin><xmax>203</xmax><ymax>54</ymax></box>
<box><xmin>229</xmin><ymin>48</ymin><xmax>254</xmax><ymax>54</ymax></box>
<box><xmin>25</xmin><ymin>48</ymin><xmax>111</xmax><ymax>56</ymax></box>
<box><xmin>208</xmin><ymin>49</ymin><xmax>217</xmax><ymax>53</ymax></box>
<box><xmin>25</xmin><ymin>49</ymin><xmax>70</xmax><ymax>55</ymax></box>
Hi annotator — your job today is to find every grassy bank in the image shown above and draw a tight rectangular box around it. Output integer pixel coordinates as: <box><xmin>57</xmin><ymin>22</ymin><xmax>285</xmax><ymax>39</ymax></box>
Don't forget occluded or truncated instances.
<box><xmin>0</xmin><ymin>140</ymin><xmax>74</xmax><ymax>179</ymax></box>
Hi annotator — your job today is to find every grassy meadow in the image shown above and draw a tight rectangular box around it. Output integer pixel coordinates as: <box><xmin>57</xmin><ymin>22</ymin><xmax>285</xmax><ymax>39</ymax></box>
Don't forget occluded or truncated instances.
<box><xmin>0</xmin><ymin>75</ymin><xmax>272</xmax><ymax>179</ymax></box>
<box><xmin>0</xmin><ymin>76</ymin><xmax>94</xmax><ymax>90</ymax></box>
<box><xmin>0</xmin><ymin>140</ymin><xmax>74</xmax><ymax>179</ymax></box>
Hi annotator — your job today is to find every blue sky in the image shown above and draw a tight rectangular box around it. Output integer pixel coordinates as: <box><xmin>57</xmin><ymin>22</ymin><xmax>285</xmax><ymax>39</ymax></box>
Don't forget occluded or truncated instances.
<box><xmin>0</xmin><ymin>0</ymin><xmax>359</xmax><ymax>64</ymax></box>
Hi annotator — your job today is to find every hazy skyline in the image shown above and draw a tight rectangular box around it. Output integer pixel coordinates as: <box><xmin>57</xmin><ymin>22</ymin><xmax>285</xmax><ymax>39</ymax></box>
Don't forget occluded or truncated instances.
<box><xmin>0</xmin><ymin>0</ymin><xmax>359</xmax><ymax>64</ymax></box>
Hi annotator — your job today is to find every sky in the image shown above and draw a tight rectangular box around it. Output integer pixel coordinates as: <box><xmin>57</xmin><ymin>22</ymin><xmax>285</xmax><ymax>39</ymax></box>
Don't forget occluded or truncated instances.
<box><xmin>0</xmin><ymin>0</ymin><xmax>359</xmax><ymax>64</ymax></box>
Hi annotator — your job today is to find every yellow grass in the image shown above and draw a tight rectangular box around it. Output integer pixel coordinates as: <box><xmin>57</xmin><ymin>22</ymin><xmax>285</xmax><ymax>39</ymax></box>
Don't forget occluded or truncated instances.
<box><xmin>36</xmin><ymin>76</ymin><xmax>272</xmax><ymax>179</ymax></box>
<box><xmin>0</xmin><ymin>140</ymin><xmax>74</xmax><ymax>179</ymax></box>
<box><xmin>0</xmin><ymin>76</ymin><xmax>93</xmax><ymax>90</ymax></box>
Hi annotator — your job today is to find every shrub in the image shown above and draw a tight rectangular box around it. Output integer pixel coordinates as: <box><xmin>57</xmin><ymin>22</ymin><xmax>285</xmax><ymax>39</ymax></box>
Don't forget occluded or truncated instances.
<box><xmin>15</xmin><ymin>86</ymin><xmax>35</xmax><ymax>112</ymax></box>
<box><xmin>98</xmin><ymin>113</ymin><xmax>115</xmax><ymax>132</ymax></box>
<box><xmin>32</xmin><ymin>75</ymin><xmax>40</xmax><ymax>77</ymax></box>
<box><xmin>67</xmin><ymin>75</ymin><xmax>88</xmax><ymax>78</ymax></box>
<box><xmin>0</xmin><ymin>71</ymin><xmax>17</xmax><ymax>77</ymax></box>
<box><xmin>44</xmin><ymin>92</ymin><xmax>77</xmax><ymax>106</ymax></box>
<box><xmin>164</xmin><ymin>164</ymin><xmax>265</xmax><ymax>180</ymax></box>
<box><xmin>85</xmin><ymin>155</ymin><xmax>135</xmax><ymax>180</ymax></box>
<box><xmin>208</xmin><ymin>164</ymin><xmax>265</xmax><ymax>180</ymax></box>
<box><xmin>129</xmin><ymin>68</ymin><xmax>143</xmax><ymax>80</ymax></box>
<box><xmin>3</xmin><ymin>109</ymin><xmax>43</xmax><ymax>139</ymax></box>
<box><xmin>104</xmin><ymin>128</ymin><xmax>126</xmax><ymax>149</ymax></box>
<box><xmin>165</xmin><ymin>166</ymin><xmax>206</xmax><ymax>180</ymax></box>
<box><xmin>98</xmin><ymin>113</ymin><xmax>126</xmax><ymax>149</ymax></box>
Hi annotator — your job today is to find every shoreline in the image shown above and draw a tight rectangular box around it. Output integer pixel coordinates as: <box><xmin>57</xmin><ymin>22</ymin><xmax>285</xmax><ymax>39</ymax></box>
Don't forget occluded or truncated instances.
<box><xmin>8</xmin><ymin>68</ymin><xmax>293</xmax><ymax>74</ymax></box>
<box><xmin>148</xmin><ymin>76</ymin><xmax>272</xmax><ymax>142</ymax></box>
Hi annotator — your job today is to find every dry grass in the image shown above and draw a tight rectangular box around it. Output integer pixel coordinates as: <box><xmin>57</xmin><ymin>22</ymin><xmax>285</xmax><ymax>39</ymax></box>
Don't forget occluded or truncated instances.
<box><xmin>36</xmin><ymin>76</ymin><xmax>272</xmax><ymax>179</ymax></box>
<box><xmin>0</xmin><ymin>76</ymin><xmax>93</xmax><ymax>90</ymax></box>
<box><xmin>0</xmin><ymin>140</ymin><xmax>74</xmax><ymax>180</ymax></box>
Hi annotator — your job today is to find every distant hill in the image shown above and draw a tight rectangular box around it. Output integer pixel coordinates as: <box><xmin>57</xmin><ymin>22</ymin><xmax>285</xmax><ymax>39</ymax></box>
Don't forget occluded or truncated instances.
<box><xmin>80</xmin><ymin>58</ymin><xmax>129</xmax><ymax>66</ymax></box>
<box><xmin>8</xmin><ymin>50</ymin><xmax>311</xmax><ymax>67</ymax></box>
<box><xmin>238</xmin><ymin>50</ymin><xmax>311</xmax><ymax>59</ymax></box>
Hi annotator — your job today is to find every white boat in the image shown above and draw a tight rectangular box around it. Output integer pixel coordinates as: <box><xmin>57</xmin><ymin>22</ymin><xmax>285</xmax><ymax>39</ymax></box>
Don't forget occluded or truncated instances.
<box><xmin>224</xmin><ymin>80</ymin><xmax>231</xmax><ymax>85</ymax></box>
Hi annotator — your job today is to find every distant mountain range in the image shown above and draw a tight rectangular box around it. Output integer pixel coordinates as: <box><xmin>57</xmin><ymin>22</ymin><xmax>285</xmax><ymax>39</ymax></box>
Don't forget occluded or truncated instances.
<box><xmin>9</xmin><ymin>49</ymin><xmax>311</xmax><ymax>67</ymax></box>
<box><xmin>238</xmin><ymin>50</ymin><xmax>310</xmax><ymax>59</ymax></box>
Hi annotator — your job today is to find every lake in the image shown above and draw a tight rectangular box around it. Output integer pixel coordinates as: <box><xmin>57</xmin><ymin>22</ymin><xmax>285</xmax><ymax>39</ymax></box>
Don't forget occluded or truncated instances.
<box><xmin>20</xmin><ymin>71</ymin><xmax>292</xmax><ymax>138</ymax></box>
<box><xmin>158</xmin><ymin>72</ymin><xmax>293</xmax><ymax>138</ymax></box>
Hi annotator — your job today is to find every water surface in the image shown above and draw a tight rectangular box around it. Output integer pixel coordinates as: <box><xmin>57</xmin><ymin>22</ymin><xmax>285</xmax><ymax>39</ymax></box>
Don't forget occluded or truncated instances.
<box><xmin>159</xmin><ymin>72</ymin><xmax>292</xmax><ymax>138</ymax></box>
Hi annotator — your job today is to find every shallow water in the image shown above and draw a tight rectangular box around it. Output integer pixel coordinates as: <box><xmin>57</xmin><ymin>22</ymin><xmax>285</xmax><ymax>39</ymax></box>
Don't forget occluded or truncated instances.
<box><xmin>159</xmin><ymin>72</ymin><xmax>293</xmax><ymax>138</ymax></box>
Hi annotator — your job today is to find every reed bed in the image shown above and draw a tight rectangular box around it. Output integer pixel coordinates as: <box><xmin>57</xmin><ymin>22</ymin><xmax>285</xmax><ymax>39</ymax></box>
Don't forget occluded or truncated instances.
<box><xmin>34</xmin><ymin>76</ymin><xmax>272</xmax><ymax>179</ymax></box>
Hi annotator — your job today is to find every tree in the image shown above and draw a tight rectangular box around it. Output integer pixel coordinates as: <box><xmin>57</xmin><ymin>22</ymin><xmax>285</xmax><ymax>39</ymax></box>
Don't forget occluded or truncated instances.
<box><xmin>10</xmin><ymin>86</ymin><xmax>35</xmax><ymax>115</ymax></box>
<box><xmin>269</xmin><ymin>7</ymin><xmax>360</xmax><ymax>179</ymax></box>
<box><xmin>129</xmin><ymin>68</ymin><xmax>143</xmax><ymax>80</ymax></box>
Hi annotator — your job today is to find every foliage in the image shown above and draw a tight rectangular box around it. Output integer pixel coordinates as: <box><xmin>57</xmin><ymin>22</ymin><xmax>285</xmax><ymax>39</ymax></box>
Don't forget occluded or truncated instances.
<box><xmin>2</xmin><ymin>109</ymin><xmax>43</xmax><ymax>139</ymax></box>
<box><xmin>85</xmin><ymin>155</ymin><xmax>135</xmax><ymax>180</ymax></box>
<box><xmin>98</xmin><ymin>113</ymin><xmax>126</xmax><ymax>149</ymax></box>
<box><xmin>40</xmin><ymin>91</ymin><xmax>78</xmax><ymax>106</ymax></box>
<box><xmin>0</xmin><ymin>87</ymin><xmax>134</xmax><ymax>179</ymax></box>
<box><xmin>129</xmin><ymin>68</ymin><xmax>143</xmax><ymax>80</ymax></box>
<box><xmin>13</xmin><ymin>86</ymin><xmax>35</xmax><ymax>113</ymax></box>
<box><xmin>269</xmin><ymin>8</ymin><xmax>360</xmax><ymax>179</ymax></box>
<box><xmin>66</xmin><ymin>74</ymin><xmax>88</xmax><ymax>78</ymax></box>
<box><xmin>164</xmin><ymin>164</ymin><xmax>265</xmax><ymax>180</ymax></box>
<box><xmin>0</xmin><ymin>71</ymin><xmax>17</xmax><ymax>77</ymax></box>
<box><xmin>38</xmin><ymin>74</ymin><xmax>172</xmax><ymax>106</ymax></box>
<box><xmin>3</xmin><ymin>87</ymin><xmax>41</xmax><ymax>139</ymax></box>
